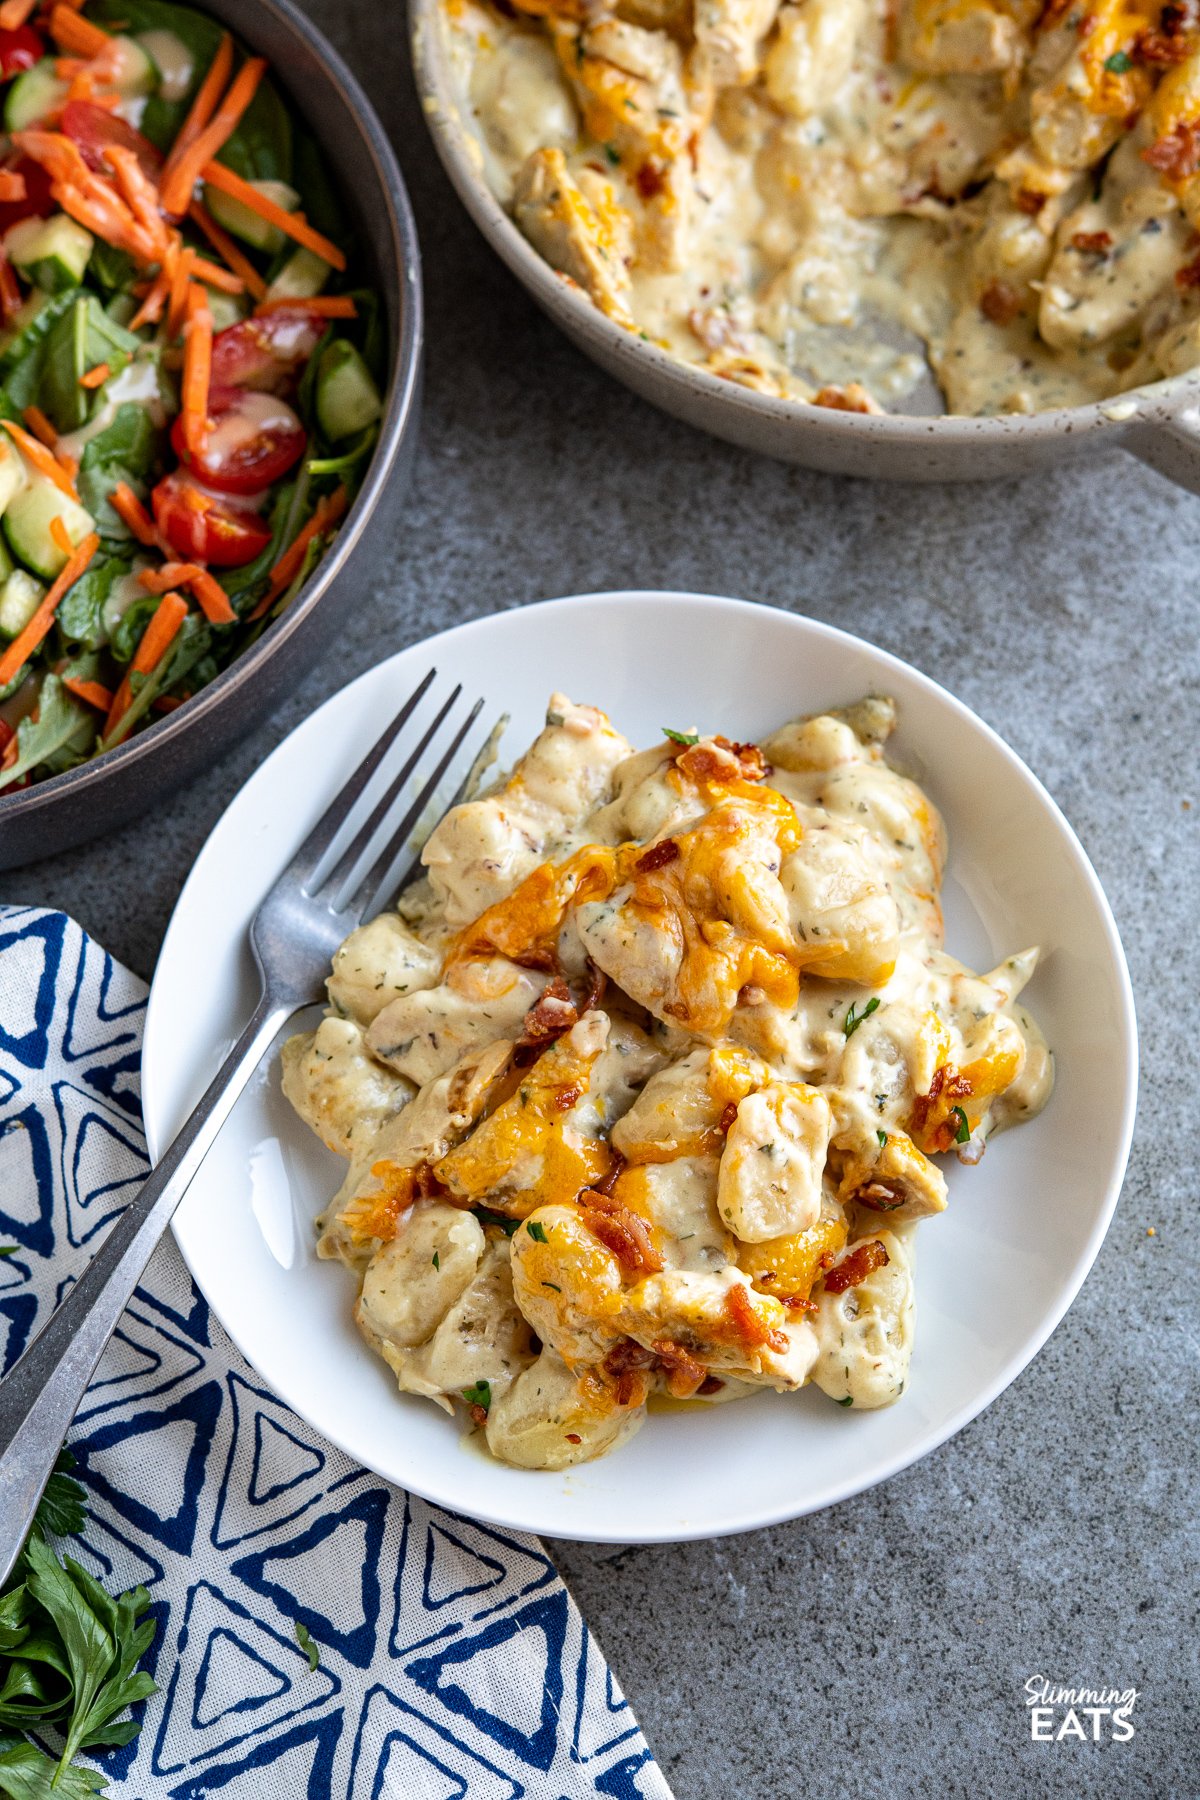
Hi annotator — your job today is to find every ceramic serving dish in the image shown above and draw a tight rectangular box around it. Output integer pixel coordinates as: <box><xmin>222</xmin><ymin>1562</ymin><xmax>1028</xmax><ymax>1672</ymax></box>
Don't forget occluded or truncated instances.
<box><xmin>0</xmin><ymin>0</ymin><xmax>423</xmax><ymax>872</ymax></box>
<box><xmin>410</xmin><ymin>0</ymin><xmax>1200</xmax><ymax>495</ymax></box>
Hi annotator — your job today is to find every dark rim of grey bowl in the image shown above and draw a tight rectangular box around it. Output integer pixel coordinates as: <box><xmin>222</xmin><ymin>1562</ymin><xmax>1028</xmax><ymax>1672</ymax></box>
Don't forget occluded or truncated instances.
<box><xmin>0</xmin><ymin>0</ymin><xmax>423</xmax><ymax>829</ymax></box>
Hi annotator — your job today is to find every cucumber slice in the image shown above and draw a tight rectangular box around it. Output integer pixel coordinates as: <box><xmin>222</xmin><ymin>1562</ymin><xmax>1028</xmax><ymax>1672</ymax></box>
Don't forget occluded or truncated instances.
<box><xmin>266</xmin><ymin>246</ymin><xmax>331</xmax><ymax>302</ymax></box>
<box><xmin>3</xmin><ymin>475</ymin><xmax>94</xmax><ymax>580</ymax></box>
<box><xmin>5</xmin><ymin>60</ymin><xmax>67</xmax><ymax>132</ymax></box>
<box><xmin>5</xmin><ymin>215</ymin><xmax>94</xmax><ymax>297</ymax></box>
<box><xmin>205</xmin><ymin>178</ymin><xmax>299</xmax><ymax>255</ymax></box>
<box><xmin>0</xmin><ymin>568</ymin><xmax>44</xmax><ymax>641</ymax></box>
<box><xmin>105</xmin><ymin>36</ymin><xmax>157</xmax><ymax>99</ymax></box>
<box><xmin>203</xmin><ymin>287</ymin><xmax>246</xmax><ymax>331</ymax></box>
<box><xmin>0</xmin><ymin>533</ymin><xmax>13</xmax><ymax>586</ymax></box>
<box><xmin>316</xmin><ymin>341</ymin><xmax>383</xmax><ymax>442</ymax></box>
<box><xmin>0</xmin><ymin>435</ymin><xmax>28</xmax><ymax>517</ymax></box>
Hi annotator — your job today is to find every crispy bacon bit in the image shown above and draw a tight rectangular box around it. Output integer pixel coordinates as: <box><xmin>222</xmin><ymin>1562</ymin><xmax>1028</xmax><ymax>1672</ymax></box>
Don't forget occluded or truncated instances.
<box><xmin>676</xmin><ymin>734</ymin><xmax>769</xmax><ymax>785</ymax></box>
<box><xmin>636</xmin><ymin>837</ymin><xmax>680</xmax><ymax>873</ymax></box>
<box><xmin>554</xmin><ymin>1081</ymin><xmax>584</xmax><ymax>1112</ymax></box>
<box><xmin>718</xmin><ymin>1100</ymin><xmax>739</xmax><ymax>1133</ymax></box>
<box><xmin>602</xmin><ymin>1337</ymin><xmax>658</xmax><ymax>1408</ymax></box>
<box><xmin>812</xmin><ymin>382</ymin><xmax>884</xmax><ymax>415</ymax></box>
<box><xmin>1015</xmin><ymin>187</ymin><xmax>1047</xmax><ymax>215</ymax></box>
<box><xmin>565</xmin><ymin>1432</ymin><xmax>583</xmax><ymax>1443</ymax></box>
<box><xmin>580</xmin><ymin>1191</ymin><xmax>664</xmax><ymax>1274</ymax></box>
<box><xmin>415</xmin><ymin>1163</ymin><xmax>446</xmax><ymax>1199</ymax></box>
<box><xmin>580</xmin><ymin>957</ymin><xmax>607</xmax><ymax>1015</ymax></box>
<box><xmin>979</xmin><ymin>278</ymin><xmax>1023</xmax><ymax>325</ymax></box>
<box><xmin>699</xmin><ymin>1374</ymin><xmax>725</xmax><ymax>1396</ymax></box>
<box><xmin>469</xmin><ymin>1403</ymin><xmax>488</xmax><ymax>1428</ymax></box>
<box><xmin>518</xmin><ymin>976</ymin><xmax>578</xmax><ymax>1050</ymax></box>
<box><xmin>823</xmin><ymin>1239</ymin><xmax>890</xmax><ymax>1294</ymax></box>
<box><xmin>1137</xmin><ymin>27</ymin><xmax>1192</xmax><ymax>60</ymax></box>
<box><xmin>854</xmin><ymin>1180</ymin><xmax>905</xmax><ymax>1212</ymax></box>
<box><xmin>636</xmin><ymin>160</ymin><xmax>666</xmax><ymax>200</ymax></box>
<box><xmin>688</xmin><ymin>306</ymin><xmax>750</xmax><ymax>354</ymax></box>
<box><xmin>782</xmin><ymin>1294</ymin><xmax>816</xmax><ymax>1313</ymax></box>
<box><xmin>1143</xmin><ymin>120</ymin><xmax>1200</xmax><ymax>180</ymax></box>
<box><xmin>1176</xmin><ymin>253</ymin><xmax>1200</xmax><ymax>288</ymax></box>
<box><xmin>1038</xmin><ymin>0</ymin><xmax>1073</xmax><ymax>24</ymax></box>
<box><xmin>651</xmin><ymin>1338</ymin><xmax>709</xmax><ymax>1397</ymax></box>
<box><xmin>1071</xmin><ymin>230</ymin><xmax>1112</xmax><ymax>253</ymax></box>
<box><xmin>723</xmin><ymin>1281</ymin><xmax>789</xmax><ymax>1355</ymax></box>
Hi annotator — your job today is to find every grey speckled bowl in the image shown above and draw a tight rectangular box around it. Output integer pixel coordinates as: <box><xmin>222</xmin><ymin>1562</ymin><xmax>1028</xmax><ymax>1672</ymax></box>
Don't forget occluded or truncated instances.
<box><xmin>411</xmin><ymin>0</ymin><xmax>1200</xmax><ymax>494</ymax></box>
<box><xmin>0</xmin><ymin>0</ymin><xmax>422</xmax><ymax>871</ymax></box>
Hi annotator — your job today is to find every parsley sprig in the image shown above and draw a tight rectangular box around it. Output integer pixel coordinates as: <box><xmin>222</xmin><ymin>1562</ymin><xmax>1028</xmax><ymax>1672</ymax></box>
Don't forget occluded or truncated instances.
<box><xmin>843</xmin><ymin>997</ymin><xmax>880</xmax><ymax>1038</ymax></box>
<box><xmin>0</xmin><ymin>1449</ymin><xmax>158</xmax><ymax>1796</ymax></box>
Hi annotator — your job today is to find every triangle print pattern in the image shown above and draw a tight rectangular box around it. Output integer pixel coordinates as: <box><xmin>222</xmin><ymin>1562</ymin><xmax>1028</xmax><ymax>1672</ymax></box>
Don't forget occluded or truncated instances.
<box><xmin>0</xmin><ymin>909</ymin><xmax>675</xmax><ymax>1800</ymax></box>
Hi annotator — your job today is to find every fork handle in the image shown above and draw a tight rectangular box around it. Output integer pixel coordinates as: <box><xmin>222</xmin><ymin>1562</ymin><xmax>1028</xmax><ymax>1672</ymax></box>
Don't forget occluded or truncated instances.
<box><xmin>0</xmin><ymin>991</ymin><xmax>294</xmax><ymax>1587</ymax></box>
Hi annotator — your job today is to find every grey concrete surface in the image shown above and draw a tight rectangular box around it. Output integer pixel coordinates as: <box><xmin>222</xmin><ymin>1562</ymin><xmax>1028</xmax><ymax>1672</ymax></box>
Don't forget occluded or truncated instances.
<box><xmin>3</xmin><ymin>3</ymin><xmax>1198</xmax><ymax>1795</ymax></box>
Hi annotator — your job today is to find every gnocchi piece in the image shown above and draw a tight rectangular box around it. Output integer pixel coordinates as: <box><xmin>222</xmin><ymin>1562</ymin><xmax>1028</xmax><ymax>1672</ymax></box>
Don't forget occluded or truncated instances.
<box><xmin>366</xmin><ymin>957</ymin><xmax>547</xmax><ymax>1085</ymax></box>
<box><xmin>384</xmin><ymin>1241</ymin><xmax>536</xmax><ymax>1409</ymax></box>
<box><xmin>326</xmin><ymin>913</ymin><xmax>441</xmax><ymax>1025</ymax></box>
<box><xmin>485</xmin><ymin>1349</ymin><xmax>645</xmax><ymax>1469</ymax></box>
<box><xmin>280</xmin><ymin>1017</ymin><xmax>413</xmax><ymax>1157</ymax></box>
<box><xmin>717</xmin><ymin>1081</ymin><xmax>832</xmax><ymax>1240</ymax></box>
<box><xmin>810</xmin><ymin>1227</ymin><xmax>915</xmax><ymax>1408</ymax></box>
<box><xmin>356</xmin><ymin>1204</ymin><xmax>486</xmax><ymax>1354</ymax></box>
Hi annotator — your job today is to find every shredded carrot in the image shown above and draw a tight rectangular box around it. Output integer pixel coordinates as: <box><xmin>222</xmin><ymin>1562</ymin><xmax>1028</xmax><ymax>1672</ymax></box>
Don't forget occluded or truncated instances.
<box><xmin>79</xmin><ymin>362</ymin><xmax>110</xmax><ymax>389</ymax></box>
<box><xmin>129</xmin><ymin>269</ymin><xmax>169</xmax><ymax>330</ymax></box>
<box><xmin>200</xmin><ymin>161</ymin><xmax>347</xmax><ymax>271</ymax></box>
<box><xmin>189</xmin><ymin>254</ymin><xmax>243</xmax><ymax>295</ymax></box>
<box><xmin>63</xmin><ymin>675</ymin><xmax>114</xmax><ymax>711</ymax></box>
<box><xmin>187</xmin><ymin>200</ymin><xmax>266</xmax><ymax>300</ymax></box>
<box><xmin>15</xmin><ymin>129</ymin><xmax>160</xmax><ymax>264</ymax></box>
<box><xmin>137</xmin><ymin>559</ymin><xmax>237</xmax><ymax>624</ymax></box>
<box><xmin>102</xmin><ymin>144</ymin><xmax>170</xmax><ymax>257</ymax></box>
<box><xmin>167</xmin><ymin>244</ymin><xmax>194</xmax><ymax>340</ymax></box>
<box><xmin>152</xmin><ymin>693</ymin><xmax>185</xmax><ymax>713</ymax></box>
<box><xmin>103</xmin><ymin>589</ymin><xmax>188</xmax><ymax>740</ymax></box>
<box><xmin>162</xmin><ymin>31</ymin><xmax>232</xmax><ymax>176</ymax></box>
<box><xmin>110</xmin><ymin>480</ymin><xmax>157</xmax><ymax>545</ymax></box>
<box><xmin>159</xmin><ymin>56</ymin><xmax>266</xmax><ymax>220</ymax></box>
<box><xmin>249</xmin><ymin>486</ymin><xmax>347</xmax><ymax>619</ymax></box>
<box><xmin>0</xmin><ymin>171</ymin><xmax>26</xmax><ymax>204</ymax></box>
<box><xmin>181</xmin><ymin>281</ymin><xmax>212</xmax><ymax>456</ymax></box>
<box><xmin>0</xmin><ymin>0</ymin><xmax>36</xmax><ymax>26</ymax></box>
<box><xmin>0</xmin><ymin>248</ymin><xmax>19</xmax><ymax>324</ymax></box>
<box><xmin>2</xmin><ymin>420</ymin><xmax>79</xmax><ymax>499</ymax></box>
<box><xmin>48</xmin><ymin>5</ymin><xmax>112</xmax><ymax>58</ymax></box>
<box><xmin>49</xmin><ymin>514</ymin><xmax>73</xmax><ymax>557</ymax></box>
<box><xmin>21</xmin><ymin>406</ymin><xmax>57</xmax><ymax>450</ymax></box>
<box><xmin>255</xmin><ymin>295</ymin><xmax>356</xmax><ymax>318</ymax></box>
<box><xmin>0</xmin><ymin>532</ymin><xmax>99</xmax><ymax>687</ymax></box>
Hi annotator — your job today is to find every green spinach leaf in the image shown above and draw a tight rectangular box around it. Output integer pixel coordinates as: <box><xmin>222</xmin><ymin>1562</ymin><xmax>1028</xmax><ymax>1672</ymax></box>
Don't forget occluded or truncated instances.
<box><xmin>0</xmin><ymin>676</ymin><xmax>94</xmax><ymax>792</ymax></box>
<box><xmin>77</xmin><ymin>404</ymin><xmax>160</xmax><ymax>538</ymax></box>
<box><xmin>56</xmin><ymin>558</ymin><xmax>128</xmax><ymax>649</ymax></box>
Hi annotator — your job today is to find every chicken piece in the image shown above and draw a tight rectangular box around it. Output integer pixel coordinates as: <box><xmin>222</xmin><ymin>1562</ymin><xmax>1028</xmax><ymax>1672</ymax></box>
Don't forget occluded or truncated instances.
<box><xmin>780</xmin><ymin>830</ymin><xmax>902</xmax><ymax>987</ymax></box>
<box><xmin>551</xmin><ymin>18</ymin><xmax>693</xmax><ymax>270</ymax></box>
<box><xmin>319</xmin><ymin>1038</ymin><xmax>513</xmax><ymax>1262</ymax></box>
<box><xmin>611</xmin><ymin>1044</ymin><xmax>771</xmax><ymax>1162</ymax></box>
<box><xmin>382</xmin><ymin>1241</ymin><xmax>536</xmax><ymax>1409</ymax></box>
<box><xmin>356</xmin><ymin>1203</ymin><xmax>486</xmax><ymax>1356</ymax></box>
<box><xmin>898</xmin><ymin>0</ymin><xmax>1040</xmax><ymax>74</ymax></box>
<box><xmin>1028</xmin><ymin>0</ymin><xmax>1159</xmax><ymax>172</ymax></box>
<box><xmin>486</xmin><ymin>1348</ymin><xmax>644</xmax><ymax>1468</ymax></box>
<box><xmin>616</xmin><ymin>1266</ymin><xmax>818</xmax><ymax>1387</ymax></box>
<box><xmin>695</xmin><ymin>0</ymin><xmax>783</xmax><ymax>86</ymax></box>
<box><xmin>366</xmin><ymin>956</ymin><xmax>547</xmax><ymax>1086</ymax></box>
<box><xmin>510</xmin><ymin>1202</ymin><xmax>627</xmax><ymax>1365</ymax></box>
<box><xmin>326</xmin><ymin>913</ymin><xmax>441</xmax><ymax>1025</ymax></box>
<box><xmin>833</xmin><ymin>1125</ymin><xmax>948</xmax><ymax>1226</ymax></box>
<box><xmin>421</xmin><ymin>693</ymin><xmax>634</xmax><ymax>927</ymax></box>
<box><xmin>434</xmin><ymin>1012</ymin><xmax>614</xmax><ymax>1215</ymax></box>
<box><xmin>717</xmin><ymin>1081</ymin><xmax>832</xmax><ymax>1241</ymax></box>
<box><xmin>565</xmin><ymin>1007</ymin><xmax>668</xmax><ymax>1140</ymax></box>
<box><xmin>735</xmin><ymin>1188</ymin><xmax>848</xmax><ymax>1303</ymax></box>
<box><xmin>764</xmin><ymin>0</ymin><xmax>866</xmax><ymax>118</ymax></box>
<box><xmin>575</xmin><ymin>785</ymin><xmax>804</xmax><ymax>1037</ymax></box>
<box><xmin>514</xmin><ymin>147</ymin><xmax>635</xmax><ymax>321</ymax></box>
<box><xmin>280</xmin><ymin>1016</ymin><xmax>414</xmax><ymax>1157</ymax></box>
<box><xmin>811</xmin><ymin>1226</ymin><xmax>915</xmax><ymax>1408</ymax></box>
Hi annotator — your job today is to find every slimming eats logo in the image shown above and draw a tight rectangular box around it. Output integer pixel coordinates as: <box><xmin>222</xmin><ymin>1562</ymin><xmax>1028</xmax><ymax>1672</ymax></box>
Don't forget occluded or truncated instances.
<box><xmin>1024</xmin><ymin>1676</ymin><xmax>1138</xmax><ymax>1742</ymax></box>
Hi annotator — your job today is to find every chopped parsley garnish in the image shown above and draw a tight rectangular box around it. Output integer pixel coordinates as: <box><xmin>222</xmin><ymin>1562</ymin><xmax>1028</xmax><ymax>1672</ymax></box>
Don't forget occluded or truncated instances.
<box><xmin>463</xmin><ymin>1380</ymin><xmax>492</xmax><ymax>1414</ymax></box>
<box><xmin>526</xmin><ymin>1220</ymin><xmax>548</xmax><ymax>1243</ymax></box>
<box><xmin>295</xmin><ymin>1622</ymin><xmax>320</xmax><ymax>1671</ymax></box>
<box><xmin>662</xmin><ymin>727</ymin><xmax>699</xmax><ymax>747</ymax></box>
<box><xmin>431</xmin><ymin>1251</ymin><xmax>440</xmax><ymax>1270</ymax></box>
<box><xmin>843</xmin><ymin>996</ymin><xmax>880</xmax><ymax>1037</ymax></box>
<box><xmin>950</xmin><ymin>1105</ymin><xmax>971</xmax><ymax>1145</ymax></box>
<box><xmin>877</xmin><ymin>1129</ymin><xmax>888</xmax><ymax>1148</ymax></box>
<box><xmin>604</xmin><ymin>142</ymin><xmax>620</xmax><ymax>165</ymax></box>
<box><xmin>473</xmin><ymin>1207</ymin><xmax>520</xmax><ymax>1236</ymax></box>
<box><xmin>835</xmin><ymin>1395</ymin><xmax>854</xmax><ymax>1407</ymax></box>
<box><xmin>542</xmin><ymin>1281</ymin><xmax>562</xmax><ymax>1292</ymax></box>
<box><xmin>1104</xmin><ymin>49</ymin><xmax>1132</xmax><ymax>72</ymax></box>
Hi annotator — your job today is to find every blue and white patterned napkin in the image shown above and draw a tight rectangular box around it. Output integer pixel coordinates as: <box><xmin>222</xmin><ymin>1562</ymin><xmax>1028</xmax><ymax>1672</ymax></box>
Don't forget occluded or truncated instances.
<box><xmin>0</xmin><ymin>905</ymin><xmax>673</xmax><ymax>1800</ymax></box>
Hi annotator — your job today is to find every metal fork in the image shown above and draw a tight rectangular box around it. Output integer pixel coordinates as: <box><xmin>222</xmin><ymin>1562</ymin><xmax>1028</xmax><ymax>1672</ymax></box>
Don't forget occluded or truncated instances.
<box><xmin>0</xmin><ymin>669</ymin><xmax>485</xmax><ymax>1586</ymax></box>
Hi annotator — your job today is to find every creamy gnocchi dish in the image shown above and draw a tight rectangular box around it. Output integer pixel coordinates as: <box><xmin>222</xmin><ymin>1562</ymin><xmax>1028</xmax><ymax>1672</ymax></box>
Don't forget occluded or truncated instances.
<box><xmin>439</xmin><ymin>0</ymin><xmax>1200</xmax><ymax>415</ymax></box>
<box><xmin>281</xmin><ymin>694</ymin><xmax>1053</xmax><ymax>1469</ymax></box>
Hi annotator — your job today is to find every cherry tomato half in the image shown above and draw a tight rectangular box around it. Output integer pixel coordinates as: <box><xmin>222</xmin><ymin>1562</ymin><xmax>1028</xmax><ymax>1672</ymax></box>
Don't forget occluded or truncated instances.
<box><xmin>170</xmin><ymin>386</ymin><xmax>306</xmax><ymax>496</ymax></box>
<box><xmin>61</xmin><ymin>101</ymin><xmax>163</xmax><ymax>180</ymax></box>
<box><xmin>0</xmin><ymin>25</ymin><xmax>43</xmax><ymax>78</ymax></box>
<box><xmin>152</xmin><ymin>471</ymin><xmax>273</xmax><ymax>569</ymax></box>
<box><xmin>0</xmin><ymin>154</ymin><xmax>52</xmax><ymax>234</ymax></box>
<box><xmin>209</xmin><ymin>309</ymin><xmax>325</xmax><ymax>394</ymax></box>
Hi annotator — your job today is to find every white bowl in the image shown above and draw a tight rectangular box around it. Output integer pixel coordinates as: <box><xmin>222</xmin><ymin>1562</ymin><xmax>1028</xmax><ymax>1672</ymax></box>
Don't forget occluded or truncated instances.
<box><xmin>143</xmin><ymin>592</ymin><xmax>1137</xmax><ymax>1543</ymax></box>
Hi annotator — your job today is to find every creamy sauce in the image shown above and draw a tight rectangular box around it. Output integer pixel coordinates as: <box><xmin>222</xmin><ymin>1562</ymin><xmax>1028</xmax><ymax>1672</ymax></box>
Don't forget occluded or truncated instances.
<box><xmin>282</xmin><ymin>694</ymin><xmax>1054</xmax><ymax>1468</ymax></box>
<box><xmin>443</xmin><ymin>0</ymin><xmax>1200</xmax><ymax>415</ymax></box>
<box><xmin>58</xmin><ymin>355</ymin><xmax>168</xmax><ymax>462</ymax></box>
